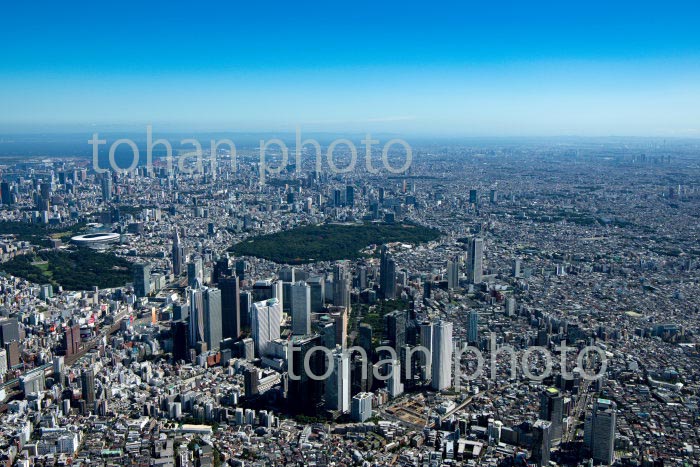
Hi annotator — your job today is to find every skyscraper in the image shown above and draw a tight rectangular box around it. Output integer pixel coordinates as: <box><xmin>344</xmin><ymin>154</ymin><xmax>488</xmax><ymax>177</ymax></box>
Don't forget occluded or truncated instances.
<box><xmin>387</xmin><ymin>359</ymin><xmax>404</xmax><ymax>398</ymax></box>
<box><xmin>334</xmin><ymin>307</ymin><xmax>348</xmax><ymax>349</ymax></box>
<box><xmin>189</xmin><ymin>288</ymin><xmax>205</xmax><ymax>348</ymax></box>
<box><xmin>307</xmin><ymin>275</ymin><xmax>325</xmax><ymax>312</ymax></box>
<box><xmin>467</xmin><ymin>310</ymin><xmax>479</xmax><ymax>344</ymax></box>
<box><xmin>0</xmin><ymin>318</ymin><xmax>20</xmax><ymax>348</ymax></box>
<box><xmin>419</xmin><ymin>322</ymin><xmax>433</xmax><ymax>378</ymax></box>
<box><xmin>220</xmin><ymin>276</ymin><xmax>241</xmax><ymax>340</ymax></box>
<box><xmin>1</xmin><ymin>181</ymin><xmax>12</xmax><ymax>205</ymax></box>
<box><xmin>431</xmin><ymin>320</ymin><xmax>453</xmax><ymax>391</ymax></box>
<box><xmin>171</xmin><ymin>320</ymin><xmax>189</xmax><ymax>362</ymax></box>
<box><xmin>133</xmin><ymin>263</ymin><xmax>151</xmax><ymax>297</ymax></box>
<box><xmin>251</xmin><ymin>298</ymin><xmax>282</xmax><ymax>357</ymax></box>
<box><xmin>288</xmin><ymin>334</ymin><xmax>325</xmax><ymax>415</ymax></box>
<box><xmin>386</xmin><ymin>310</ymin><xmax>407</xmax><ymax>352</ymax></box>
<box><xmin>187</xmin><ymin>257</ymin><xmax>203</xmax><ymax>288</ymax></box>
<box><xmin>467</xmin><ymin>237</ymin><xmax>484</xmax><ymax>284</ymax></box>
<box><xmin>531</xmin><ymin>419</ymin><xmax>552</xmax><ymax>467</ymax></box>
<box><xmin>290</xmin><ymin>281</ymin><xmax>311</xmax><ymax>335</ymax></box>
<box><xmin>172</xmin><ymin>230</ymin><xmax>184</xmax><ymax>276</ymax></box>
<box><xmin>332</xmin><ymin>262</ymin><xmax>351</xmax><ymax>310</ymax></box>
<box><xmin>585</xmin><ymin>398</ymin><xmax>617</xmax><ymax>465</ymax></box>
<box><xmin>380</xmin><ymin>245</ymin><xmax>397</xmax><ymax>299</ymax></box>
<box><xmin>351</xmin><ymin>392</ymin><xmax>373</xmax><ymax>422</ymax></box>
<box><xmin>101</xmin><ymin>174</ymin><xmax>112</xmax><ymax>202</ymax></box>
<box><xmin>81</xmin><ymin>368</ymin><xmax>96</xmax><ymax>405</ymax></box>
<box><xmin>63</xmin><ymin>323</ymin><xmax>81</xmax><ymax>357</ymax></box>
<box><xmin>325</xmin><ymin>347</ymin><xmax>350</xmax><ymax>412</ymax></box>
<box><xmin>203</xmin><ymin>287</ymin><xmax>222</xmax><ymax>351</ymax></box>
<box><xmin>539</xmin><ymin>387</ymin><xmax>564</xmax><ymax>443</ymax></box>
<box><xmin>346</xmin><ymin>185</ymin><xmax>355</xmax><ymax>207</ymax></box>
<box><xmin>447</xmin><ymin>257</ymin><xmax>459</xmax><ymax>289</ymax></box>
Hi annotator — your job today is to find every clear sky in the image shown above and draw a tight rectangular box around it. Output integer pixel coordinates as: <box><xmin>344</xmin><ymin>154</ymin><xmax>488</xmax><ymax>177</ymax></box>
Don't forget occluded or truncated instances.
<box><xmin>2</xmin><ymin>0</ymin><xmax>700</xmax><ymax>136</ymax></box>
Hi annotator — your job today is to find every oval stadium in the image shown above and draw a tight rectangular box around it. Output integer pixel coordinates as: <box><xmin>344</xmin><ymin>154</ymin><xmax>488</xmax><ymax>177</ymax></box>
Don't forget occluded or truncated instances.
<box><xmin>70</xmin><ymin>232</ymin><xmax>120</xmax><ymax>249</ymax></box>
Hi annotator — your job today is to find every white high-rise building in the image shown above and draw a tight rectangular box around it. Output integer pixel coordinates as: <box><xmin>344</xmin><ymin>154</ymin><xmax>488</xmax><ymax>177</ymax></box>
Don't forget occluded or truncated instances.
<box><xmin>290</xmin><ymin>281</ymin><xmax>311</xmax><ymax>335</ymax></box>
<box><xmin>387</xmin><ymin>359</ymin><xmax>404</xmax><ymax>398</ymax></box>
<box><xmin>251</xmin><ymin>298</ymin><xmax>282</xmax><ymax>357</ymax></box>
<box><xmin>585</xmin><ymin>398</ymin><xmax>616</xmax><ymax>465</ymax></box>
<box><xmin>431</xmin><ymin>320</ymin><xmax>453</xmax><ymax>391</ymax></box>
<box><xmin>325</xmin><ymin>347</ymin><xmax>350</xmax><ymax>412</ymax></box>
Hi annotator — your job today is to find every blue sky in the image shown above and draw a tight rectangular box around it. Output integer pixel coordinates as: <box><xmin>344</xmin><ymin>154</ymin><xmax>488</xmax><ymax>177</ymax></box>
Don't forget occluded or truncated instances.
<box><xmin>1</xmin><ymin>0</ymin><xmax>700</xmax><ymax>136</ymax></box>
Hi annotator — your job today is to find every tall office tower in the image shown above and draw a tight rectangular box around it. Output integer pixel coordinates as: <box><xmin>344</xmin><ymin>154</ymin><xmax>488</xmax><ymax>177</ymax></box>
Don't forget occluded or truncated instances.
<box><xmin>467</xmin><ymin>237</ymin><xmax>484</xmax><ymax>284</ymax></box>
<box><xmin>332</xmin><ymin>262</ymin><xmax>351</xmax><ymax>310</ymax></box>
<box><xmin>333</xmin><ymin>188</ymin><xmax>342</xmax><ymax>206</ymax></box>
<box><xmin>189</xmin><ymin>288</ymin><xmax>205</xmax><ymax>348</ymax></box>
<box><xmin>346</xmin><ymin>185</ymin><xmax>355</xmax><ymax>207</ymax></box>
<box><xmin>40</xmin><ymin>181</ymin><xmax>51</xmax><ymax>199</ymax></box>
<box><xmin>539</xmin><ymin>387</ymin><xmax>565</xmax><ymax>443</ymax></box>
<box><xmin>39</xmin><ymin>182</ymin><xmax>51</xmax><ymax>211</ymax></box>
<box><xmin>531</xmin><ymin>419</ymin><xmax>552</xmax><ymax>467</ymax></box>
<box><xmin>101</xmin><ymin>174</ymin><xmax>112</xmax><ymax>202</ymax></box>
<box><xmin>81</xmin><ymin>368</ymin><xmax>96</xmax><ymax>405</ymax></box>
<box><xmin>334</xmin><ymin>308</ymin><xmax>348</xmax><ymax>349</ymax></box>
<box><xmin>203</xmin><ymin>287</ymin><xmax>222</xmax><ymax>351</ymax></box>
<box><xmin>187</xmin><ymin>257</ymin><xmax>203</xmax><ymax>288</ymax></box>
<box><xmin>251</xmin><ymin>298</ymin><xmax>282</xmax><ymax>357</ymax></box>
<box><xmin>387</xmin><ymin>359</ymin><xmax>404</xmax><ymax>398</ymax></box>
<box><xmin>1</xmin><ymin>181</ymin><xmax>12</xmax><ymax>205</ymax></box>
<box><xmin>63</xmin><ymin>323</ymin><xmax>81</xmax><ymax>357</ymax></box>
<box><xmin>585</xmin><ymin>398</ymin><xmax>617</xmax><ymax>465</ymax></box>
<box><xmin>307</xmin><ymin>275</ymin><xmax>325</xmax><ymax>312</ymax></box>
<box><xmin>419</xmin><ymin>322</ymin><xmax>433</xmax><ymax>378</ymax></box>
<box><xmin>288</xmin><ymin>334</ymin><xmax>326</xmax><ymax>415</ymax></box>
<box><xmin>133</xmin><ymin>263</ymin><xmax>151</xmax><ymax>297</ymax></box>
<box><xmin>351</xmin><ymin>354</ymin><xmax>373</xmax><ymax>394</ymax></box>
<box><xmin>489</xmin><ymin>189</ymin><xmax>498</xmax><ymax>204</ymax></box>
<box><xmin>51</xmin><ymin>356</ymin><xmax>64</xmax><ymax>379</ymax></box>
<box><xmin>279</xmin><ymin>266</ymin><xmax>296</xmax><ymax>283</ymax></box>
<box><xmin>252</xmin><ymin>279</ymin><xmax>283</xmax><ymax>310</ymax></box>
<box><xmin>467</xmin><ymin>310</ymin><xmax>479</xmax><ymax>344</ymax></box>
<box><xmin>325</xmin><ymin>347</ymin><xmax>350</xmax><ymax>412</ymax></box>
<box><xmin>4</xmin><ymin>341</ymin><xmax>20</xmax><ymax>368</ymax></box>
<box><xmin>243</xmin><ymin>366</ymin><xmax>260</xmax><ymax>397</ymax></box>
<box><xmin>171</xmin><ymin>321</ymin><xmax>189</xmax><ymax>361</ymax></box>
<box><xmin>423</xmin><ymin>279</ymin><xmax>432</xmax><ymax>299</ymax></box>
<box><xmin>358</xmin><ymin>323</ymin><xmax>373</xmax><ymax>355</ymax></box>
<box><xmin>357</xmin><ymin>265</ymin><xmax>368</xmax><ymax>289</ymax></box>
<box><xmin>431</xmin><ymin>320</ymin><xmax>453</xmax><ymax>391</ymax></box>
<box><xmin>290</xmin><ymin>281</ymin><xmax>311</xmax><ymax>335</ymax></box>
<box><xmin>351</xmin><ymin>392</ymin><xmax>373</xmax><ymax>422</ymax></box>
<box><xmin>239</xmin><ymin>291</ymin><xmax>252</xmax><ymax>331</ymax></box>
<box><xmin>386</xmin><ymin>310</ymin><xmax>407</xmax><ymax>352</ymax></box>
<box><xmin>446</xmin><ymin>257</ymin><xmax>459</xmax><ymax>289</ymax></box>
<box><xmin>380</xmin><ymin>245</ymin><xmax>397</xmax><ymax>299</ymax></box>
<box><xmin>512</xmin><ymin>258</ymin><xmax>522</xmax><ymax>278</ymax></box>
<box><xmin>0</xmin><ymin>318</ymin><xmax>19</xmax><ymax>348</ymax></box>
<box><xmin>172</xmin><ymin>230</ymin><xmax>184</xmax><ymax>276</ymax></box>
<box><xmin>213</xmin><ymin>255</ymin><xmax>231</xmax><ymax>284</ymax></box>
<box><xmin>469</xmin><ymin>188</ymin><xmax>478</xmax><ymax>205</ymax></box>
<box><xmin>321</xmin><ymin>322</ymin><xmax>336</xmax><ymax>349</ymax></box>
<box><xmin>219</xmin><ymin>276</ymin><xmax>241</xmax><ymax>340</ymax></box>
